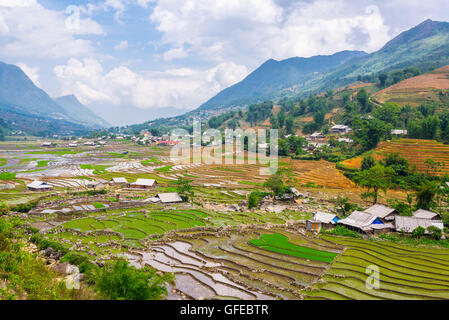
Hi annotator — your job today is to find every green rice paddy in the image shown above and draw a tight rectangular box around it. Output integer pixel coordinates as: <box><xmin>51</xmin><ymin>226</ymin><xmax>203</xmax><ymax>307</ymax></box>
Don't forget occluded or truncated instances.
<box><xmin>249</xmin><ymin>233</ymin><xmax>339</xmax><ymax>263</ymax></box>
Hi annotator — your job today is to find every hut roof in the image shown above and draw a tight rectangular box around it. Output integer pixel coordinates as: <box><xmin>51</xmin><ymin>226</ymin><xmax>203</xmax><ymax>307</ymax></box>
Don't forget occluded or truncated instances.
<box><xmin>412</xmin><ymin>209</ymin><xmax>439</xmax><ymax>220</ymax></box>
<box><xmin>131</xmin><ymin>179</ymin><xmax>156</xmax><ymax>187</ymax></box>
<box><xmin>395</xmin><ymin>216</ymin><xmax>443</xmax><ymax>233</ymax></box>
<box><xmin>338</xmin><ymin>211</ymin><xmax>379</xmax><ymax>229</ymax></box>
<box><xmin>313</xmin><ymin>212</ymin><xmax>338</xmax><ymax>224</ymax></box>
<box><xmin>364</xmin><ymin>204</ymin><xmax>397</xmax><ymax>219</ymax></box>
<box><xmin>157</xmin><ymin>193</ymin><xmax>183</xmax><ymax>203</ymax></box>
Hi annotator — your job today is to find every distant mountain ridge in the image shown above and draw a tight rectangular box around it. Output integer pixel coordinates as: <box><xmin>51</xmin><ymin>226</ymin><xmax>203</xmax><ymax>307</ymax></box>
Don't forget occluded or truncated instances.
<box><xmin>0</xmin><ymin>61</ymin><xmax>68</xmax><ymax>119</ymax></box>
<box><xmin>198</xmin><ymin>50</ymin><xmax>368</xmax><ymax>110</ymax></box>
<box><xmin>54</xmin><ymin>95</ymin><xmax>110</xmax><ymax>128</ymax></box>
<box><xmin>0</xmin><ymin>61</ymin><xmax>109</xmax><ymax>134</ymax></box>
<box><xmin>197</xmin><ymin>19</ymin><xmax>449</xmax><ymax>112</ymax></box>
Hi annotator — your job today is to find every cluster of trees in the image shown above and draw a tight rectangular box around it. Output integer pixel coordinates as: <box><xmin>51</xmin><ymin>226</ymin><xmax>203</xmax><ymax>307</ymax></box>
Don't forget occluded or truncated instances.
<box><xmin>278</xmin><ymin>135</ymin><xmax>307</xmax><ymax>157</ymax></box>
<box><xmin>269</xmin><ymin>109</ymin><xmax>295</xmax><ymax>135</ymax></box>
<box><xmin>378</xmin><ymin>67</ymin><xmax>421</xmax><ymax>88</ymax></box>
<box><xmin>208</xmin><ymin>111</ymin><xmax>238</xmax><ymax>129</ymax></box>
<box><xmin>359</xmin><ymin>100</ymin><xmax>449</xmax><ymax>144</ymax></box>
<box><xmin>354</xmin><ymin>153</ymin><xmax>449</xmax><ymax>215</ymax></box>
<box><xmin>246</xmin><ymin>101</ymin><xmax>273</xmax><ymax>126</ymax></box>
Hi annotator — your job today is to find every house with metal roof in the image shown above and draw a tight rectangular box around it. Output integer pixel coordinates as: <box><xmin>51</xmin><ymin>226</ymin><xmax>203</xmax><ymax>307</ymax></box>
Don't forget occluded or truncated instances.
<box><xmin>110</xmin><ymin>177</ymin><xmax>128</xmax><ymax>185</ymax></box>
<box><xmin>331</xmin><ymin>125</ymin><xmax>352</xmax><ymax>134</ymax></box>
<box><xmin>157</xmin><ymin>193</ymin><xmax>183</xmax><ymax>204</ymax></box>
<box><xmin>364</xmin><ymin>204</ymin><xmax>398</xmax><ymax>222</ymax></box>
<box><xmin>412</xmin><ymin>209</ymin><xmax>440</xmax><ymax>220</ymax></box>
<box><xmin>394</xmin><ymin>216</ymin><xmax>444</xmax><ymax>234</ymax></box>
<box><xmin>338</xmin><ymin>211</ymin><xmax>393</xmax><ymax>234</ymax></box>
<box><xmin>27</xmin><ymin>181</ymin><xmax>53</xmax><ymax>191</ymax></box>
<box><xmin>306</xmin><ymin>212</ymin><xmax>339</xmax><ymax>232</ymax></box>
<box><xmin>130</xmin><ymin>179</ymin><xmax>157</xmax><ymax>190</ymax></box>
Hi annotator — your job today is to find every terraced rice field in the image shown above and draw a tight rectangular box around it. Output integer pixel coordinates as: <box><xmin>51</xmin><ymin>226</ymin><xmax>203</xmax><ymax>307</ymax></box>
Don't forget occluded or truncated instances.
<box><xmin>373</xmin><ymin>65</ymin><xmax>449</xmax><ymax>107</ymax></box>
<box><xmin>129</xmin><ymin>227</ymin><xmax>342</xmax><ymax>300</ymax></box>
<box><xmin>340</xmin><ymin>139</ymin><xmax>449</xmax><ymax>175</ymax></box>
<box><xmin>186</xmin><ymin>158</ymin><xmax>356</xmax><ymax>191</ymax></box>
<box><xmin>249</xmin><ymin>233</ymin><xmax>339</xmax><ymax>263</ymax></box>
<box><xmin>63</xmin><ymin>209</ymin><xmax>209</xmax><ymax>244</ymax></box>
<box><xmin>303</xmin><ymin>236</ymin><xmax>449</xmax><ymax>300</ymax></box>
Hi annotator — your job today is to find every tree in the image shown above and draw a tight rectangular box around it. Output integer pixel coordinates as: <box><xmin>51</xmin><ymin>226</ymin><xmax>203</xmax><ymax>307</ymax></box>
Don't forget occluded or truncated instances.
<box><xmin>353</xmin><ymin>164</ymin><xmax>395</xmax><ymax>204</ymax></box>
<box><xmin>334</xmin><ymin>196</ymin><xmax>358</xmax><ymax>216</ymax></box>
<box><xmin>356</xmin><ymin>88</ymin><xmax>370</xmax><ymax>112</ymax></box>
<box><xmin>93</xmin><ymin>258</ymin><xmax>173</xmax><ymax>300</ymax></box>
<box><xmin>407</xmin><ymin>116</ymin><xmax>439</xmax><ymax>139</ymax></box>
<box><xmin>384</xmin><ymin>153</ymin><xmax>410</xmax><ymax>177</ymax></box>
<box><xmin>277</xmin><ymin>110</ymin><xmax>286</xmax><ymax>128</ymax></box>
<box><xmin>400</xmin><ymin>105</ymin><xmax>412</xmax><ymax>131</ymax></box>
<box><xmin>248</xmin><ymin>191</ymin><xmax>270</xmax><ymax>209</ymax></box>
<box><xmin>361</xmin><ymin>155</ymin><xmax>376</xmax><ymax>171</ymax></box>
<box><xmin>176</xmin><ymin>177</ymin><xmax>194</xmax><ymax>202</ymax></box>
<box><xmin>264</xmin><ymin>173</ymin><xmax>288</xmax><ymax>197</ymax></box>
<box><xmin>379</xmin><ymin>72</ymin><xmax>388</xmax><ymax>87</ymax></box>
<box><xmin>285</xmin><ymin>116</ymin><xmax>295</xmax><ymax>135</ymax></box>
<box><xmin>313</xmin><ymin>109</ymin><xmax>326</xmax><ymax>126</ymax></box>
<box><xmin>414</xmin><ymin>180</ymin><xmax>438</xmax><ymax>210</ymax></box>
<box><xmin>353</xmin><ymin>118</ymin><xmax>391</xmax><ymax>152</ymax></box>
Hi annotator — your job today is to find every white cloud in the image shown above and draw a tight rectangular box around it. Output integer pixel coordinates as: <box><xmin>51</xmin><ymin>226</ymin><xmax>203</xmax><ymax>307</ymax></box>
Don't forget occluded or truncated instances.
<box><xmin>114</xmin><ymin>40</ymin><xmax>128</xmax><ymax>51</ymax></box>
<box><xmin>16</xmin><ymin>62</ymin><xmax>40</xmax><ymax>87</ymax></box>
<box><xmin>0</xmin><ymin>0</ymin><xmax>104</xmax><ymax>58</ymax></box>
<box><xmin>162</xmin><ymin>46</ymin><xmax>188</xmax><ymax>61</ymax></box>
<box><xmin>0</xmin><ymin>0</ymin><xmax>35</xmax><ymax>8</ymax></box>
<box><xmin>54</xmin><ymin>58</ymin><xmax>247</xmax><ymax>109</ymax></box>
<box><xmin>150</xmin><ymin>0</ymin><xmax>392</xmax><ymax>66</ymax></box>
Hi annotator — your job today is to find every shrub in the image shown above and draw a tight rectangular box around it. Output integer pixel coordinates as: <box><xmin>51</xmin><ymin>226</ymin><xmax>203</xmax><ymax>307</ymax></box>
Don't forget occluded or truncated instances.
<box><xmin>248</xmin><ymin>191</ymin><xmax>271</xmax><ymax>209</ymax></box>
<box><xmin>427</xmin><ymin>226</ymin><xmax>442</xmax><ymax>240</ymax></box>
<box><xmin>412</xmin><ymin>226</ymin><xmax>426</xmax><ymax>238</ymax></box>
<box><xmin>92</xmin><ymin>258</ymin><xmax>174</xmax><ymax>300</ymax></box>
<box><xmin>72</xmin><ymin>189</ymin><xmax>107</xmax><ymax>197</ymax></box>
<box><xmin>30</xmin><ymin>234</ymin><xmax>68</xmax><ymax>255</ymax></box>
<box><xmin>0</xmin><ymin>202</ymin><xmax>9</xmax><ymax>215</ymax></box>
<box><xmin>321</xmin><ymin>225</ymin><xmax>361</xmax><ymax>238</ymax></box>
<box><xmin>10</xmin><ymin>200</ymin><xmax>39</xmax><ymax>213</ymax></box>
<box><xmin>61</xmin><ymin>253</ymin><xmax>94</xmax><ymax>273</ymax></box>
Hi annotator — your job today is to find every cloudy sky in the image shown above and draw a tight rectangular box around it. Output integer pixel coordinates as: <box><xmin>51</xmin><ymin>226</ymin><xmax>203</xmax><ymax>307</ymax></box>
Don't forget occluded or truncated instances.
<box><xmin>0</xmin><ymin>0</ymin><xmax>448</xmax><ymax>120</ymax></box>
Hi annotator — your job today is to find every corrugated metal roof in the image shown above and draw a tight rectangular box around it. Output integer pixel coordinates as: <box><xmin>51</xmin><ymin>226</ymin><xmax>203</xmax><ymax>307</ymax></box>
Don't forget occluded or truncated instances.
<box><xmin>27</xmin><ymin>181</ymin><xmax>52</xmax><ymax>189</ymax></box>
<box><xmin>364</xmin><ymin>204</ymin><xmax>396</xmax><ymax>219</ymax></box>
<box><xmin>157</xmin><ymin>193</ymin><xmax>183</xmax><ymax>203</ymax></box>
<box><xmin>314</xmin><ymin>212</ymin><xmax>337</xmax><ymax>224</ymax></box>
<box><xmin>111</xmin><ymin>177</ymin><xmax>128</xmax><ymax>183</ymax></box>
<box><xmin>395</xmin><ymin>216</ymin><xmax>444</xmax><ymax>233</ymax></box>
<box><xmin>413</xmin><ymin>209</ymin><xmax>439</xmax><ymax>220</ymax></box>
<box><xmin>338</xmin><ymin>211</ymin><xmax>378</xmax><ymax>229</ymax></box>
<box><xmin>131</xmin><ymin>179</ymin><xmax>156</xmax><ymax>187</ymax></box>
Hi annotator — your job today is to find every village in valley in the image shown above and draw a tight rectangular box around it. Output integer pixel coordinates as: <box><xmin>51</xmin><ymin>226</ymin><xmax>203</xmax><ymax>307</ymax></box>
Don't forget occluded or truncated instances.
<box><xmin>1</xmin><ymin>120</ymin><xmax>449</xmax><ymax>300</ymax></box>
<box><xmin>3</xmin><ymin>2</ymin><xmax>449</xmax><ymax>303</ymax></box>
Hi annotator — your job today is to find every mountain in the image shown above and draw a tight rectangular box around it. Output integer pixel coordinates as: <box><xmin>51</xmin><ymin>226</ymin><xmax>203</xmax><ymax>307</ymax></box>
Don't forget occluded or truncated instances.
<box><xmin>54</xmin><ymin>95</ymin><xmax>110</xmax><ymax>128</ymax></box>
<box><xmin>198</xmin><ymin>50</ymin><xmax>368</xmax><ymax>110</ymax></box>
<box><xmin>0</xmin><ymin>102</ymin><xmax>89</xmax><ymax>137</ymax></box>
<box><xmin>298</xmin><ymin>19</ymin><xmax>449</xmax><ymax>96</ymax></box>
<box><xmin>0</xmin><ymin>61</ymin><xmax>69</xmax><ymax>119</ymax></box>
<box><xmin>198</xmin><ymin>19</ymin><xmax>449</xmax><ymax>112</ymax></box>
<box><xmin>0</xmin><ymin>61</ymin><xmax>109</xmax><ymax>135</ymax></box>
